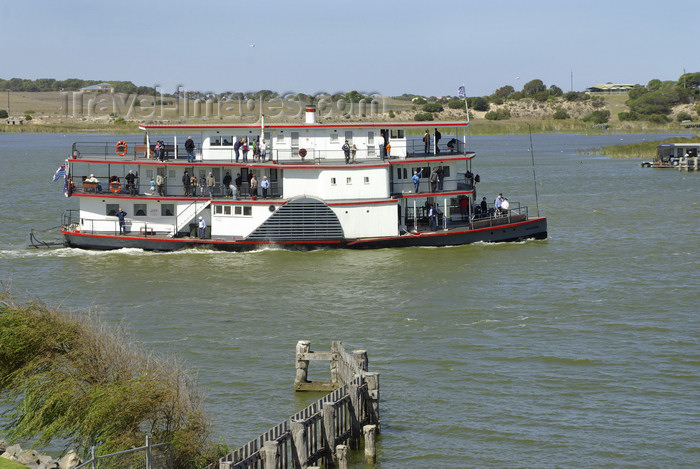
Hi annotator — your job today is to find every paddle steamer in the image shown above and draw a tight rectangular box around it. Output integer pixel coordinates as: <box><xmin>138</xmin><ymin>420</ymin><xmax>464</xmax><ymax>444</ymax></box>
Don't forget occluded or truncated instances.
<box><xmin>58</xmin><ymin>107</ymin><xmax>547</xmax><ymax>251</ymax></box>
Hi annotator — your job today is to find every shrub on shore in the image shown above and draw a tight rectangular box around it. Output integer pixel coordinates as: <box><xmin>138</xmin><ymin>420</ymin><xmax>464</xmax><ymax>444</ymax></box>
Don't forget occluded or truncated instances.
<box><xmin>0</xmin><ymin>293</ymin><xmax>226</xmax><ymax>468</ymax></box>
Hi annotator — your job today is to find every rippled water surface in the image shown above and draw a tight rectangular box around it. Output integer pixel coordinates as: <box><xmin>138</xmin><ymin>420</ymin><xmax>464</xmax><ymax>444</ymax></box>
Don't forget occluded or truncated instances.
<box><xmin>1</xmin><ymin>132</ymin><xmax>698</xmax><ymax>467</ymax></box>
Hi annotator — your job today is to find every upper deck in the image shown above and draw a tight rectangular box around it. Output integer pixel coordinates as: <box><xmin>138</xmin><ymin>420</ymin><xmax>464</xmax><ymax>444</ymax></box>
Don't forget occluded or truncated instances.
<box><xmin>70</xmin><ymin>120</ymin><xmax>474</xmax><ymax>166</ymax></box>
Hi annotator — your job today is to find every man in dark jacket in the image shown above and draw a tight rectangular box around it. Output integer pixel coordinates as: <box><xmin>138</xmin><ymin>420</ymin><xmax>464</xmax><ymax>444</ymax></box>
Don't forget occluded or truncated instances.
<box><xmin>125</xmin><ymin>169</ymin><xmax>137</xmax><ymax>195</ymax></box>
<box><xmin>182</xmin><ymin>170</ymin><xmax>191</xmax><ymax>196</ymax></box>
<box><xmin>185</xmin><ymin>136</ymin><xmax>195</xmax><ymax>163</ymax></box>
<box><xmin>115</xmin><ymin>207</ymin><xmax>127</xmax><ymax>234</ymax></box>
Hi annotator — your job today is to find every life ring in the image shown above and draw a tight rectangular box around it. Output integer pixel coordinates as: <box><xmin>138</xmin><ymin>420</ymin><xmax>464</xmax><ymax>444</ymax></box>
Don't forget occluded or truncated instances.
<box><xmin>299</xmin><ymin>148</ymin><xmax>307</xmax><ymax>158</ymax></box>
<box><xmin>116</xmin><ymin>141</ymin><xmax>128</xmax><ymax>156</ymax></box>
<box><xmin>110</xmin><ymin>181</ymin><xmax>121</xmax><ymax>193</ymax></box>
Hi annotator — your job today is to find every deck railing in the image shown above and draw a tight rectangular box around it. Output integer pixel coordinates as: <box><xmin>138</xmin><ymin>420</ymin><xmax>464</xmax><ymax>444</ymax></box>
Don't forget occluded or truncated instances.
<box><xmin>70</xmin><ymin>140</ymin><xmax>470</xmax><ymax>163</ymax></box>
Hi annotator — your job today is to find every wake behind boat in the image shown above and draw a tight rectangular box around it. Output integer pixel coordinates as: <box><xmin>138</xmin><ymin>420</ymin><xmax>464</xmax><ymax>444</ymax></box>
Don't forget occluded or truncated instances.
<box><xmin>57</xmin><ymin>108</ymin><xmax>547</xmax><ymax>251</ymax></box>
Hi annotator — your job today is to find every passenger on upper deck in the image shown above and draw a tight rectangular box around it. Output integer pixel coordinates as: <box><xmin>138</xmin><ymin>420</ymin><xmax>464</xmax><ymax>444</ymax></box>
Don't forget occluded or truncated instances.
<box><xmin>447</xmin><ymin>138</ymin><xmax>457</xmax><ymax>153</ymax></box>
<box><xmin>261</xmin><ymin>176</ymin><xmax>270</xmax><ymax>198</ymax></box>
<box><xmin>412</xmin><ymin>169</ymin><xmax>422</xmax><ymax>193</ymax></box>
<box><xmin>125</xmin><ymin>169</ymin><xmax>137</xmax><ymax>196</ymax></box>
<box><xmin>206</xmin><ymin>172</ymin><xmax>216</xmax><ymax>198</ymax></box>
<box><xmin>234</xmin><ymin>138</ymin><xmax>242</xmax><ymax>163</ymax></box>
<box><xmin>423</xmin><ymin>130</ymin><xmax>430</xmax><ymax>154</ymax></box>
<box><xmin>342</xmin><ymin>140</ymin><xmax>351</xmax><ymax>164</ymax></box>
<box><xmin>242</xmin><ymin>139</ymin><xmax>249</xmax><ymax>162</ymax></box>
<box><xmin>185</xmin><ymin>136</ymin><xmax>195</xmax><ymax>163</ymax></box>
<box><xmin>260</xmin><ymin>139</ymin><xmax>267</xmax><ymax>161</ymax></box>
<box><xmin>494</xmin><ymin>193</ymin><xmax>503</xmax><ymax>214</ymax></box>
<box><xmin>223</xmin><ymin>172</ymin><xmax>232</xmax><ymax>197</ymax></box>
<box><xmin>434</xmin><ymin>128</ymin><xmax>441</xmax><ymax>154</ymax></box>
<box><xmin>182</xmin><ymin>171</ymin><xmax>191</xmax><ymax>196</ymax></box>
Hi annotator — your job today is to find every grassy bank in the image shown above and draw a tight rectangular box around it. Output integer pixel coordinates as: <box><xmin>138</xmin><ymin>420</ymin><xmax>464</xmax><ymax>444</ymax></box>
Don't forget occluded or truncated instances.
<box><xmin>592</xmin><ymin>136</ymin><xmax>700</xmax><ymax>159</ymax></box>
<box><xmin>0</xmin><ymin>293</ymin><xmax>226</xmax><ymax>468</ymax></box>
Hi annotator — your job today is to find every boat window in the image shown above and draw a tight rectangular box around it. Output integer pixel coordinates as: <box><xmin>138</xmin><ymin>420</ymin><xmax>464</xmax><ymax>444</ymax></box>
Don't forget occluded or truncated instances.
<box><xmin>330</xmin><ymin>133</ymin><xmax>339</xmax><ymax>143</ymax></box>
<box><xmin>364</xmin><ymin>177</ymin><xmax>370</xmax><ymax>184</ymax></box>
<box><xmin>345</xmin><ymin>131</ymin><xmax>353</xmax><ymax>144</ymax></box>
<box><xmin>368</xmin><ymin>131</ymin><xmax>374</xmax><ymax>144</ymax></box>
<box><xmin>346</xmin><ymin>177</ymin><xmax>352</xmax><ymax>185</ymax></box>
<box><xmin>161</xmin><ymin>204</ymin><xmax>174</xmax><ymax>216</ymax></box>
<box><xmin>440</xmin><ymin>166</ymin><xmax>451</xmax><ymax>177</ymax></box>
<box><xmin>413</xmin><ymin>167</ymin><xmax>428</xmax><ymax>178</ymax></box>
<box><xmin>390</xmin><ymin>129</ymin><xmax>404</xmax><ymax>139</ymax></box>
<box><xmin>222</xmin><ymin>137</ymin><xmax>233</xmax><ymax>146</ymax></box>
<box><xmin>277</xmin><ymin>134</ymin><xmax>285</xmax><ymax>143</ymax></box>
<box><xmin>403</xmin><ymin>168</ymin><xmax>407</xmax><ymax>179</ymax></box>
<box><xmin>224</xmin><ymin>206</ymin><xmax>232</xmax><ymax>215</ymax></box>
<box><xmin>331</xmin><ymin>177</ymin><xmax>337</xmax><ymax>185</ymax></box>
<box><xmin>234</xmin><ymin>206</ymin><xmax>242</xmax><ymax>215</ymax></box>
<box><xmin>134</xmin><ymin>204</ymin><xmax>147</xmax><ymax>217</ymax></box>
<box><xmin>214</xmin><ymin>205</ymin><xmax>223</xmax><ymax>215</ymax></box>
<box><xmin>211</xmin><ymin>137</ymin><xmax>221</xmax><ymax>146</ymax></box>
<box><xmin>396</xmin><ymin>168</ymin><xmax>402</xmax><ymax>179</ymax></box>
<box><xmin>168</xmin><ymin>169</ymin><xmax>176</xmax><ymax>179</ymax></box>
<box><xmin>106</xmin><ymin>204</ymin><xmax>119</xmax><ymax>216</ymax></box>
<box><xmin>243</xmin><ymin>206</ymin><xmax>252</xmax><ymax>216</ymax></box>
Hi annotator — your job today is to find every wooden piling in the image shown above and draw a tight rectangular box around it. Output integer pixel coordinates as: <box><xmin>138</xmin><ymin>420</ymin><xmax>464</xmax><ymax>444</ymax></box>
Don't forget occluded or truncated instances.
<box><xmin>363</xmin><ymin>424</ymin><xmax>377</xmax><ymax>463</ymax></box>
<box><xmin>336</xmin><ymin>445</ymin><xmax>349</xmax><ymax>469</ymax></box>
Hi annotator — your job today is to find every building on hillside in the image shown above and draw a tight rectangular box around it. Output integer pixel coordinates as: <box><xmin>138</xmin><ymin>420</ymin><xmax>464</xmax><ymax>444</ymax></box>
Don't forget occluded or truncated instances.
<box><xmin>586</xmin><ymin>83</ymin><xmax>635</xmax><ymax>94</ymax></box>
<box><xmin>80</xmin><ymin>83</ymin><xmax>114</xmax><ymax>93</ymax></box>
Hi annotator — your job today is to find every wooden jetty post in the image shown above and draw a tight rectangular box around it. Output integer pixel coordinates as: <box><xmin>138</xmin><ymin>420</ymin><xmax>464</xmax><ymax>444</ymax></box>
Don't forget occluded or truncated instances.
<box><xmin>209</xmin><ymin>340</ymin><xmax>380</xmax><ymax>469</ymax></box>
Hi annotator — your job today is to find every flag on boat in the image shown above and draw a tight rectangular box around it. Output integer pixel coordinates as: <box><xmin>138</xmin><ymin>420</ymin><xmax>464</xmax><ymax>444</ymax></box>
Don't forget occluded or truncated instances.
<box><xmin>63</xmin><ymin>162</ymin><xmax>71</xmax><ymax>197</ymax></box>
<box><xmin>458</xmin><ymin>85</ymin><xmax>466</xmax><ymax>98</ymax></box>
<box><xmin>52</xmin><ymin>165</ymin><xmax>66</xmax><ymax>182</ymax></box>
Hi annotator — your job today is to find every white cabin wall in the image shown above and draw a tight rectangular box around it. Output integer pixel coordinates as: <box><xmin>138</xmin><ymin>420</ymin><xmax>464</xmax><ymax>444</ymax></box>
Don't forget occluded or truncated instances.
<box><xmin>283</xmin><ymin>168</ymin><xmax>389</xmax><ymax>200</ymax></box>
<box><xmin>333</xmin><ymin>204</ymin><xmax>398</xmax><ymax>238</ymax></box>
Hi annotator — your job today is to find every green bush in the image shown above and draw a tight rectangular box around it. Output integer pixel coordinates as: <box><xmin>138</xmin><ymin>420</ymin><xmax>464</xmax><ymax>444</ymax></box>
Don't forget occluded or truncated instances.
<box><xmin>412</xmin><ymin>97</ymin><xmax>427</xmax><ymax>105</ymax></box>
<box><xmin>414</xmin><ymin>112</ymin><xmax>434</xmax><ymax>121</ymax></box>
<box><xmin>484</xmin><ymin>109</ymin><xmax>511</xmax><ymax>120</ymax></box>
<box><xmin>24</xmin><ymin>115</ymin><xmax>32</xmax><ymax>121</ymax></box>
<box><xmin>0</xmin><ymin>296</ymin><xmax>224</xmax><ymax>469</ymax></box>
<box><xmin>114</xmin><ymin>117</ymin><xmax>127</xmax><ymax>125</ymax></box>
<box><xmin>469</xmin><ymin>96</ymin><xmax>489</xmax><ymax>111</ymax></box>
<box><xmin>447</xmin><ymin>98</ymin><xmax>464</xmax><ymax>109</ymax></box>
<box><xmin>0</xmin><ymin>109</ymin><xmax>8</xmax><ymax>118</ymax></box>
<box><xmin>618</xmin><ymin>111</ymin><xmax>638</xmax><ymax>121</ymax></box>
<box><xmin>422</xmin><ymin>102</ymin><xmax>443</xmax><ymax>113</ymax></box>
<box><xmin>553</xmin><ymin>107</ymin><xmax>570</xmax><ymax>119</ymax></box>
<box><xmin>676</xmin><ymin>111</ymin><xmax>692</xmax><ymax>122</ymax></box>
<box><xmin>388</xmin><ymin>110</ymin><xmax>395</xmax><ymax>118</ymax></box>
<box><xmin>582</xmin><ymin>110</ymin><xmax>611</xmax><ymax>124</ymax></box>
<box><xmin>647</xmin><ymin>114</ymin><xmax>670</xmax><ymax>124</ymax></box>
<box><xmin>533</xmin><ymin>91</ymin><xmax>549</xmax><ymax>102</ymax></box>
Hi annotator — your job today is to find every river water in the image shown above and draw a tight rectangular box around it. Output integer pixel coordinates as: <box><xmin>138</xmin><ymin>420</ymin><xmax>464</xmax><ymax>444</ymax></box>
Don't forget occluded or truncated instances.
<box><xmin>1</xmin><ymin>132</ymin><xmax>698</xmax><ymax>468</ymax></box>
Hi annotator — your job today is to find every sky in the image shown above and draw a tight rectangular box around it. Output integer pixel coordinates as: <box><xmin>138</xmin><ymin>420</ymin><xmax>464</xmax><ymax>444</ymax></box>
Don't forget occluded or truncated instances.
<box><xmin>1</xmin><ymin>0</ymin><xmax>697</xmax><ymax>98</ymax></box>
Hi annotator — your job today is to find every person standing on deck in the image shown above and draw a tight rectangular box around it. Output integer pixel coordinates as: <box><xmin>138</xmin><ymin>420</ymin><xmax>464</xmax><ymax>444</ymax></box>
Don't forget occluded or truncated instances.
<box><xmin>125</xmin><ymin>169</ymin><xmax>137</xmax><ymax>195</ymax></box>
<box><xmin>235</xmin><ymin>173</ymin><xmax>242</xmax><ymax>199</ymax></box>
<box><xmin>261</xmin><ymin>175</ymin><xmax>270</xmax><ymax>198</ymax></box>
<box><xmin>430</xmin><ymin>167</ymin><xmax>440</xmax><ymax>192</ymax></box>
<box><xmin>156</xmin><ymin>171</ymin><xmax>166</xmax><ymax>196</ymax></box>
<box><xmin>115</xmin><ymin>207</ymin><xmax>127</xmax><ymax>234</ymax></box>
<box><xmin>494</xmin><ymin>193</ymin><xmax>503</xmax><ymax>214</ymax></box>
<box><xmin>434</xmin><ymin>128</ymin><xmax>441</xmax><ymax>154</ymax></box>
<box><xmin>351</xmin><ymin>144</ymin><xmax>357</xmax><ymax>163</ymax></box>
<box><xmin>428</xmin><ymin>204</ymin><xmax>438</xmax><ymax>231</ymax></box>
<box><xmin>190</xmin><ymin>173</ymin><xmax>198</xmax><ymax>197</ymax></box>
<box><xmin>234</xmin><ymin>138</ymin><xmax>242</xmax><ymax>163</ymax></box>
<box><xmin>342</xmin><ymin>140</ymin><xmax>351</xmax><ymax>164</ymax></box>
<box><xmin>198</xmin><ymin>216</ymin><xmax>206</xmax><ymax>239</ymax></box>
<box><xmin>260</xmin><ymin>139</ymin><xmax>267</xmax><ymax>161</ymax></box>
<box><xmin>223</xmin><ymin>172</ymin><xmax>232</xmax><ymax>197</ymax></box>
<box><xmin>423</xmin><ymin>129</ymin><xmax>430</xmax><ymax>154</ymax></box>
<box><xmin>412</xmin><ymin>168</ymin><xmax>422</xmax><ymax>193</ymax></box>
<box><xmin>249</xmin><ymin>173</ymin><xmax>258</xmax><ymax>198</ymax></box>
<box><xmin>480</xmin><ymin>197</ymin><xmax>488</xmax><ymax>217</ymax></box>
<box><xmin>242</xmin><ymin>138</ymin><xmax>249</xmax><ymax>162</ymax></box>
<box><xmin>182</xmin><ymin>170</ymin><xmax>191</xmax><ymax>196</ymax></box>
<box><xmin>206</xmin><ymin>172</ymin><xmax>216</xmax><ymax>198</ymax></box>
<box><xmin>185</xmin><ymin>136</ymin><xmax>195</xmax><ymax>163</ymax></box>
<box><xmin>377</xmin><ymin>132</ymin><xmax>385</xmax><ymax>159</ymax></box>
<box><xmin>437</xmin><ymin>166</ymin><xmax>444</xmax><ymax>191</ymax></box>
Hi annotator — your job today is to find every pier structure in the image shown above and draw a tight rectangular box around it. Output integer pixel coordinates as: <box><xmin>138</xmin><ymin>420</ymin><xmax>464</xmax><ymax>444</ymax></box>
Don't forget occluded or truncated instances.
<box><xmin>210</xmin><ymin>341</ymin><xmax>380</xmax><ymax>469</ymax></box>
